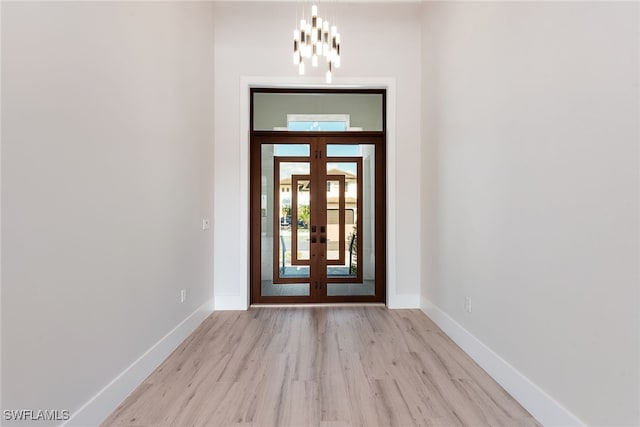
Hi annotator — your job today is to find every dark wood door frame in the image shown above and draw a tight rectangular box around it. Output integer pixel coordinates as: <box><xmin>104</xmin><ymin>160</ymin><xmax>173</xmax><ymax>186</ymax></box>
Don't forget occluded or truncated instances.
<box><xmin>250</xmin><ymin>133</ymin><xmax>386</xmax><ymax>304</ymax></box>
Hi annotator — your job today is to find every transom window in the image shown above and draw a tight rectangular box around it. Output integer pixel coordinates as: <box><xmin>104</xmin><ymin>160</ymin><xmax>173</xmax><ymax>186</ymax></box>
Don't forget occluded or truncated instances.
<box><xmin>251</xmin><ymin>89</ymin><xmax>384</xmax><ymax>131</ymax></box>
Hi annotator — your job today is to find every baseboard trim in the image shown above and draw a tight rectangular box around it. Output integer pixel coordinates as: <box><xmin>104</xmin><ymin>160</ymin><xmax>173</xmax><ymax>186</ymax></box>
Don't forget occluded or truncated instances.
<box><xmin>420</xmin><ymin>297</ymin><xmax>585</xmax><ymax>427</ymax></box>
<box><xmin>387</xmin><ymin>293</ymin><xmax>420</xmax><ymax>309</ymax></box>
<box><xmin>62</xmin><ymin>299</ymin><xmax>215</xmax><ymax>427</ymax></box>
<box><xmin>213</xmin><ymin>294</ymin><xmax>247</xmax><ymax>310</ymax></box>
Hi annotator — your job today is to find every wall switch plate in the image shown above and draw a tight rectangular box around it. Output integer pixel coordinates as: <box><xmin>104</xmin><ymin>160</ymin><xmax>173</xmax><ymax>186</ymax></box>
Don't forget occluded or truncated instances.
<box><xmin>202</xmin><ymin>219</ymin><xmax>210</xmax><ymax>230</ymax></box>
<box><xmin>180</xmin><ymin>289</ymin><xmax>187</xmax><ymax>303</ymax></box>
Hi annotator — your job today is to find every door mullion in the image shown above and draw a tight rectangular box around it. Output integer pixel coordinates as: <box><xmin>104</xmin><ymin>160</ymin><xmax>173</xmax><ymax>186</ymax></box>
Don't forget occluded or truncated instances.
<box><xmin>311</xmin><ymin>138</ymin><xmax>327</xmax><ymax>301</ymax></box>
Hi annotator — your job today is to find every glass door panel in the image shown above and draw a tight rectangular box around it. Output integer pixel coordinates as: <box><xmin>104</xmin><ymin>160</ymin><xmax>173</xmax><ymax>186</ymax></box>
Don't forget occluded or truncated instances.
<box><xmin>260</xmin><ymin>144</ymin><xmax>311</xmax><ymax>297</ymax></box>
<box><xmin>325</xmin><ymin>176</ymin><xmax>345</xmax><ymax>265</ymax></box>
<box><xmin>326</xmin><ymin>162</ymin><xmax>359</xmax><ymax>279</ymax></box>
<box><xmin>290</xmin><ymin>176</ymin><xmax>311</xmax><ymax>266</ymax></box>
<box><xmin>326</xmin><ymin>145</ymin><xmax>376</xmax><ymax>297</ymax></box>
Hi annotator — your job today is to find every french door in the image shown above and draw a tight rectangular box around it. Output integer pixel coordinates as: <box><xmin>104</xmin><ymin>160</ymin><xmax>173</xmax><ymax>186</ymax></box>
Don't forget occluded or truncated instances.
<box><xmin>250</xmin><ymin>133</ymin><xmax>386</xmax><ymax>303</ymax></box>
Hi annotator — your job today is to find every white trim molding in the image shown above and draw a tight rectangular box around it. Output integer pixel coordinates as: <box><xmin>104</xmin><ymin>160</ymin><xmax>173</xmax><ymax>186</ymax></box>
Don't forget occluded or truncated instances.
<box><xmin>214</xmin><ymin>295</ymin><xmax>248</xmax><ymax>311</ymax></box>
<box><xmin>63</xmin><ymin>299</ymin><xmax>214</xmax><ymax>427</ymax></box>
<box><xmin>420</xmin><ymin>297</ymin><xmax>585</xmax><ymax>427</ymax></box>
<box><xmin>236</xmin><ymin>76</ymin><xmax>402</xmax><ymax>310</ymax></box>
<box><xmin>388</xmin><ymin>293</ymin><xmax>420</xmax><ymax>309</ymax></box>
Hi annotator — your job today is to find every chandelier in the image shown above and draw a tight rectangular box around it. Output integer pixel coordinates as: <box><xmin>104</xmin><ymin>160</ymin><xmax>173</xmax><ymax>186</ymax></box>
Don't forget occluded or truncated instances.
<box><xmin>292</xmin><ymin>4</ymin><xmax>341</xmax><ymax>83</ymax></box>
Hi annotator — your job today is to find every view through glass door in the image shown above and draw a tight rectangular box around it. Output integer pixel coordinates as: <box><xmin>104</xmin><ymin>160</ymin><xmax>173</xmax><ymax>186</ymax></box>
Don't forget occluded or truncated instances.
<box><xmin>250</xmin><ymin>135</ymin><xmax>385</xmax><ymax>303</ymax></box>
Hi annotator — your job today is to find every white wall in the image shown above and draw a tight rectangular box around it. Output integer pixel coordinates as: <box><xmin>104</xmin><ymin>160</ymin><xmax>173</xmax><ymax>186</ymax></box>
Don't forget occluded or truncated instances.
<box><xmin>213</xmin><ymin>2</ymin><xmax>422</xmax><ymax>308</ymax></box>
<box><xmin>421</xmin><ymin>2</ymin><xmax>639</xmax><ymax>425</ymax></box>
<box><xmin>1</xmin><ymin>2</ymin><xmax>215</xmax><ymax>424</ymax></box>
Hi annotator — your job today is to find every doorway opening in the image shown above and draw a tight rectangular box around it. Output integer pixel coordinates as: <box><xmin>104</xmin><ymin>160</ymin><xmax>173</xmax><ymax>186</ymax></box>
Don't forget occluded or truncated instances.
<box><xmin>250</xmin><ymin>88</ymin><xmax>386</xmax><ymax>304</ymax></box>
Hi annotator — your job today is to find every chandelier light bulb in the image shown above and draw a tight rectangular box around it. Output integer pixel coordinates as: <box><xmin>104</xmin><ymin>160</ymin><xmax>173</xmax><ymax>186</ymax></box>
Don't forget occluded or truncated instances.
<box><xmin>311</xmin><ymin>5</ymin><xmax>318</xmax><ymax>30</ymax></box>
<box><xmin>326</xmin><ymin>70</ymin><xmax>332</xmax><ymax>84</ymax></box>
<box><xmin>299</xmin><ymin>61</ymin><xmax>305</xmax><ymax>75</ymax></box>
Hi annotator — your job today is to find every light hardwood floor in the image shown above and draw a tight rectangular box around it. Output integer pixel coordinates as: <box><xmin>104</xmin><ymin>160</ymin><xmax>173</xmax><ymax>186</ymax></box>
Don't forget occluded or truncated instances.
<box><xmin>102</xmin><ymin>307</ymin><xmax>540</xmax><ymax>426</ymax></box>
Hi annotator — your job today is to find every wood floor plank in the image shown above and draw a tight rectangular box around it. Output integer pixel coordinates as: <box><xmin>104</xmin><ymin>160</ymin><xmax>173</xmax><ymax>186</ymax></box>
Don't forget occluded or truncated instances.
<box><xmin>338</xmin><ymin>351</ymin><xmax>380</xmax><ymax>427</ymax></box>
<box><xmin>101</xmin><ymin>307</ymin><xmax>540</xmax><ymax>427</ymax></box>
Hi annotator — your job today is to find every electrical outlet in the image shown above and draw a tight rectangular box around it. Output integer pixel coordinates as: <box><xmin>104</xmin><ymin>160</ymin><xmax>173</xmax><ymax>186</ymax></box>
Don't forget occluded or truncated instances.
<box><xmin>180</xmin><ymin>289</ymin><xmax>187</xmax><ymax>303</ymax></box>
<box><xmin>465</xmin><ymin>297</ymin><xmax>472</xmax><ymax>313</ymax></box>
<box><xmin>202</xmin><ymin>219</ymin><xmax>210</xmax><ymax>230</ymax></box>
